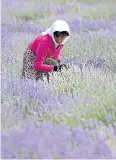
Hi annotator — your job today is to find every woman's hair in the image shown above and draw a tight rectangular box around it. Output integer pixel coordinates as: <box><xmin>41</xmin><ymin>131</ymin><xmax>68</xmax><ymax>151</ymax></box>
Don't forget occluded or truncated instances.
<box><xmin>53</xmin><ymin>31</ymin><xmax>69</xmax><ymax>37</ymax></box>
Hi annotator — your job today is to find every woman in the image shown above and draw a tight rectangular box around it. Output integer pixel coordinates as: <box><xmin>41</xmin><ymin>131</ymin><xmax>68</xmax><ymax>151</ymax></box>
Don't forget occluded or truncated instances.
<box><xmin>22</xmin><ymin>20</ymin><xmax>71</xmax><ymax>81</ymax></box>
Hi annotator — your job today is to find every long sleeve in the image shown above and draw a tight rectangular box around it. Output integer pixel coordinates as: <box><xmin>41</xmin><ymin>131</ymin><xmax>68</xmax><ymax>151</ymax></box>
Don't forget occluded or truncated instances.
<box><xmin>34</xmin><ymin>43</ymin><xmax>54</xmax><ymax>72</ymax></box>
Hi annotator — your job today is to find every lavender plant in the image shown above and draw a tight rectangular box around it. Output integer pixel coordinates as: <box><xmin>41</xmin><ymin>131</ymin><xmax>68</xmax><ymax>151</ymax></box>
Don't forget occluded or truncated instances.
<box><xmin>1</xmin><ymin>121</ymin><xmax>116</xmax><ymax>159</ymax></box>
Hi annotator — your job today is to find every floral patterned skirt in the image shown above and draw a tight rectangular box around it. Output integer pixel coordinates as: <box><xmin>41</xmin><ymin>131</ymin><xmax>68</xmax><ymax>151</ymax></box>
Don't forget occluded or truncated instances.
<box><xmin>21</xmin><ymin>46</ymin><xmax>59</xmax><ymax>81</ymax></box>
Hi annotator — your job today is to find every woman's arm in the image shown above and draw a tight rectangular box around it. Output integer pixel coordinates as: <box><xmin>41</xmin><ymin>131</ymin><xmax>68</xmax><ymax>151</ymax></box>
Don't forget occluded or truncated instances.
<box><xmin>34</xmin><ymin>43</ymin><xmax>54</xmax><ymax>72</ymax></box>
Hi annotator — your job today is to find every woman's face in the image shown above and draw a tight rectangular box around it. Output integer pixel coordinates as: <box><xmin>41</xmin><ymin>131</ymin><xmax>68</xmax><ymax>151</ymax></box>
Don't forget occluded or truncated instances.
<box><xmin>54</xmin><ymin>35</ymin><xmax>66</xmax><ymax>44</ymax></box>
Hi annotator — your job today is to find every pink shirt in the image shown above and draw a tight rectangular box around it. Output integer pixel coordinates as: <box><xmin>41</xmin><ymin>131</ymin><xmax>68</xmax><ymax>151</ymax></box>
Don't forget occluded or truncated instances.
<box><xmin>29</xmin><ymin>34</ymin><xmax>64</xmax><ymax>72</ymax></box>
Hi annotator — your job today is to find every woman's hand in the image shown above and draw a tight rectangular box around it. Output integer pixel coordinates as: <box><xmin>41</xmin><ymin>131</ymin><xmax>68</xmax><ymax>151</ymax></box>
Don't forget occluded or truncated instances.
<box><xmin>43</xmin><ymin>58</ymin><xmax>69</xmax><ymax>72</ymax></box>
<box><xmin>53</xmin><ymin>64</ymin><xmax>69</xmax><ymax>71</ymax></box>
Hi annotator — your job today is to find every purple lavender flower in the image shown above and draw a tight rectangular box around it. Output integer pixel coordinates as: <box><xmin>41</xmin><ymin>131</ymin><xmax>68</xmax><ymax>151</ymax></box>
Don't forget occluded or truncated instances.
<box><xmin>1</xmin><ymin>121</ymin><xmax>116</xmax><ymax>159</ymax></box>
<box><xmin>93</xmin><ymin>139</ymin><xmax>112</xmax><ymax>158</ymax></box>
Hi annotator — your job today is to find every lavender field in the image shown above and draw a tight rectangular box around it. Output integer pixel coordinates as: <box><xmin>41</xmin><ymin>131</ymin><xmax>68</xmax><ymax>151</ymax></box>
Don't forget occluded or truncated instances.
<box><xmin>1</xmin><ymin>0</ymin><xmax>116</xmax><ymax>159</ymax></box>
